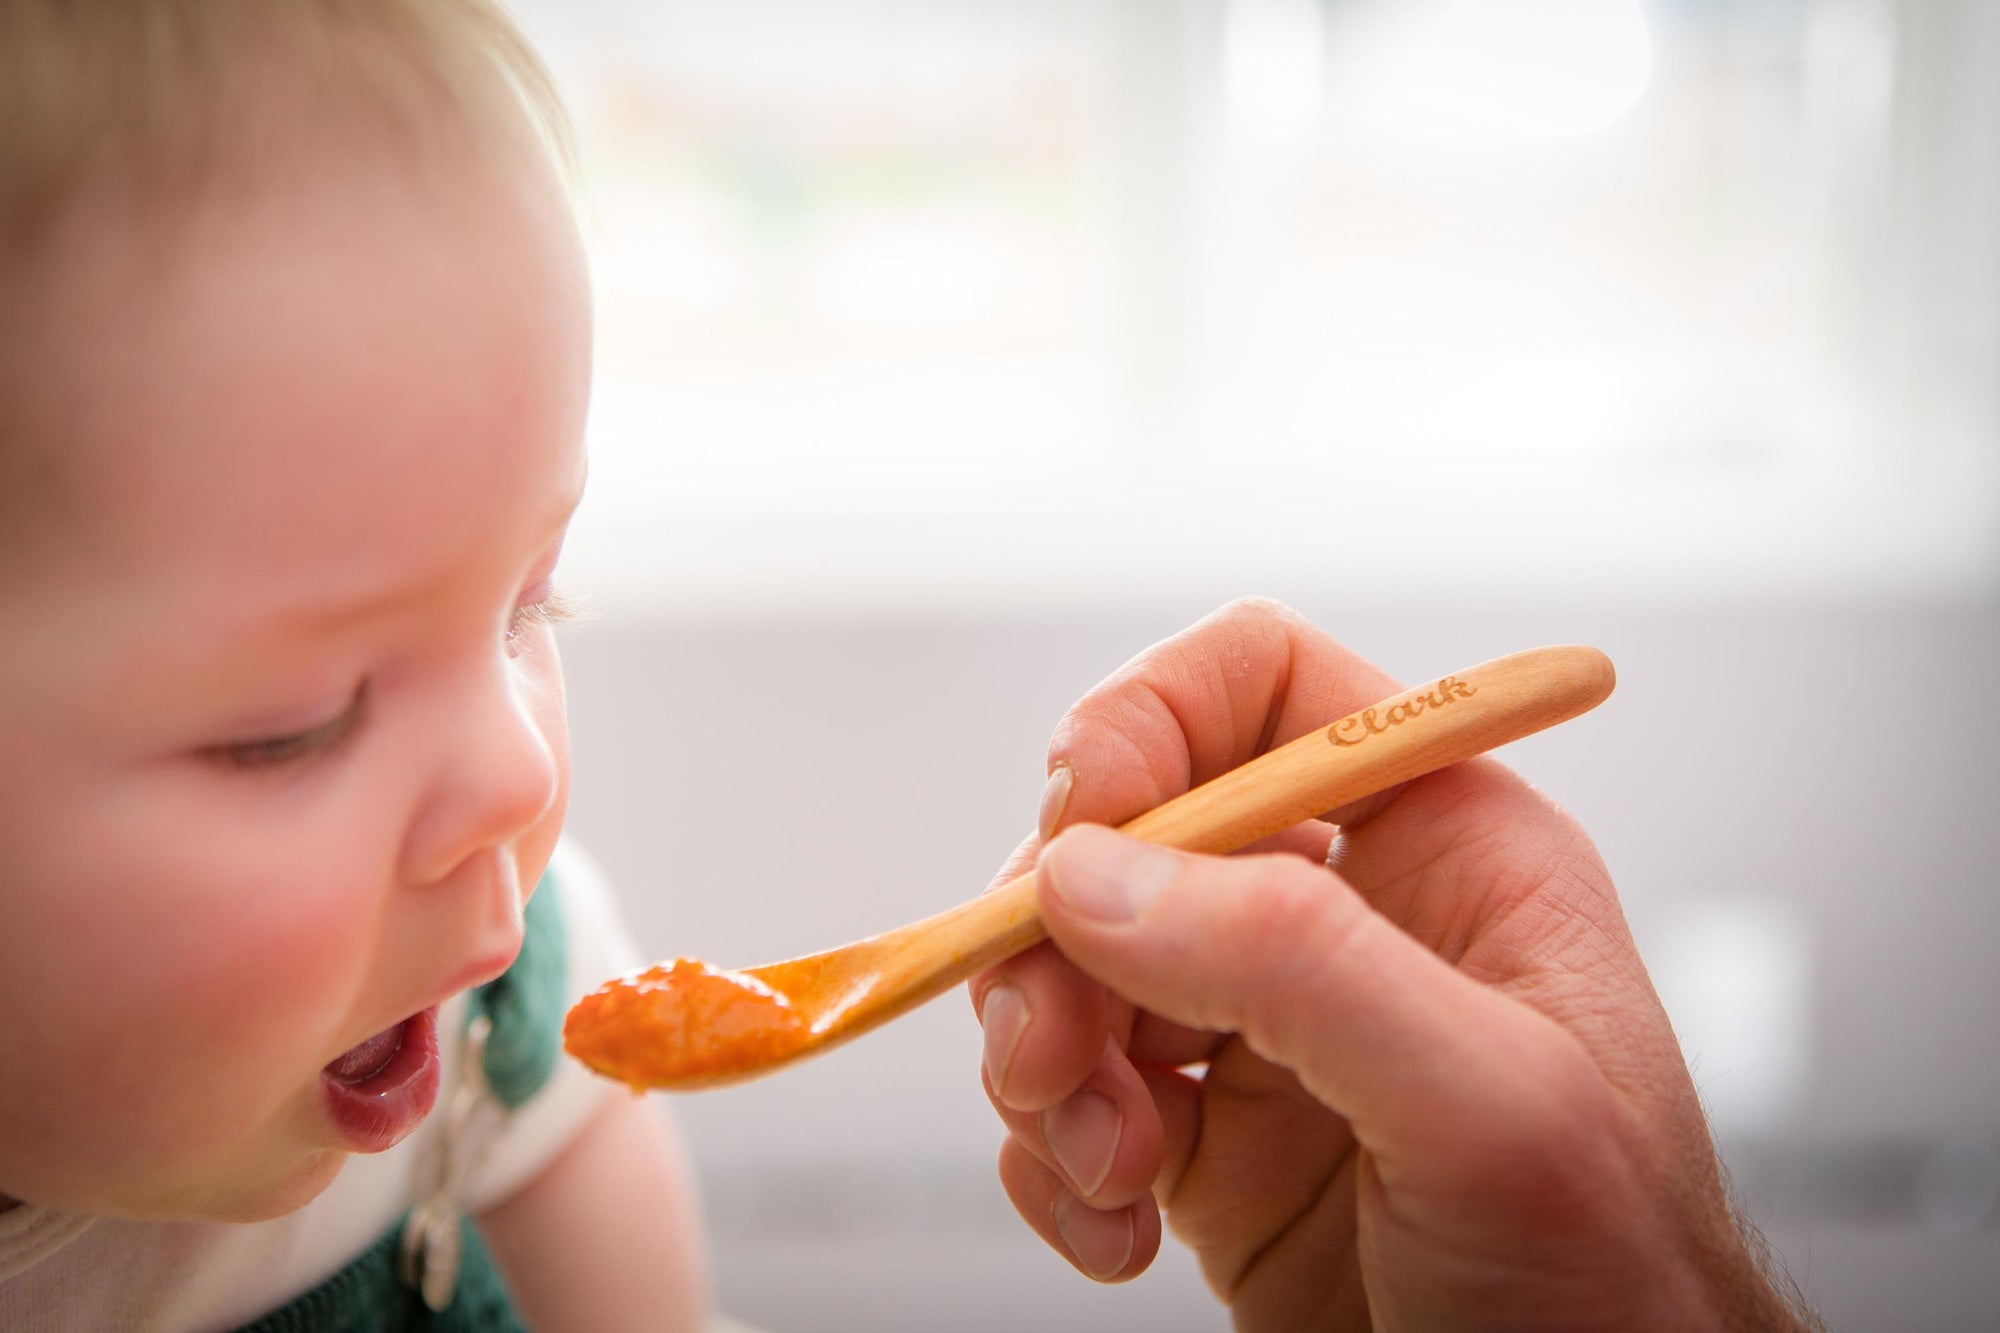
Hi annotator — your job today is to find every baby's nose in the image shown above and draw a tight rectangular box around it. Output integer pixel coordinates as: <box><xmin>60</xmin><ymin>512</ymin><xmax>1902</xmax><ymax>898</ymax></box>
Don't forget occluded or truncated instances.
<box><xmin>399</xmin><ymin>660</ymin><xmax>562</xmax><ymax>886</ymax></box>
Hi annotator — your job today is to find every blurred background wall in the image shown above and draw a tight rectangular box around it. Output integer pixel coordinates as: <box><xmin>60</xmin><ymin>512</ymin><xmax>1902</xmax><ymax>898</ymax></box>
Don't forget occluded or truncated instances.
<box><xmin>513</xmin><ymin>1</ymin><xmax>1999</xmax><ymax>1327</ymax></box>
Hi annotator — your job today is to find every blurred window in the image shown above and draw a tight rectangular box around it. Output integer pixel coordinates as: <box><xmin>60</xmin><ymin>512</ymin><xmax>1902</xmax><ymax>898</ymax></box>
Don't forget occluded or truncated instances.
<box><xmin>514</xmin><ymin>0</ymin><xmax>2000</xmax><ymax>610</ymax></box>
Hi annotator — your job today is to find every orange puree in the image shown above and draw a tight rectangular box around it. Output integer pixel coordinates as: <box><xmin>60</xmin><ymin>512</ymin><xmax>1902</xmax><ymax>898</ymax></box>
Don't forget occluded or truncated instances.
<box><xmin>563</xmin><ymin>957</ymin><xmax>813</xmax><ymax>1091</ymax></box>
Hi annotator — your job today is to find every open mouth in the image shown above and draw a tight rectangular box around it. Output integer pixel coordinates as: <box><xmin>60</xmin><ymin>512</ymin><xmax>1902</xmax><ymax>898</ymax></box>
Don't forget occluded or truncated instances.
<box><xmin>318</xmin><ymin>1006</ymin><xmax>442</xmax><ymax>1153</ymax></box>
<box><xmin>324</xmin><ymin>1021</ymin><xmax>407</xmax><ymax>1084</ymax></box>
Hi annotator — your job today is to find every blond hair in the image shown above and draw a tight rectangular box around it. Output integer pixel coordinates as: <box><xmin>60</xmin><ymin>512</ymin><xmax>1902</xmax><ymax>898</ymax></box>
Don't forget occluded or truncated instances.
<box><xmin>0</xmin><ymin>0</ymin><xmax>572</xmax><ymax>251</ymax></box>
<box><xmin>0</xmin><ymin>0</ymin><xmax>574</xmax><ymax>552</ymax></box>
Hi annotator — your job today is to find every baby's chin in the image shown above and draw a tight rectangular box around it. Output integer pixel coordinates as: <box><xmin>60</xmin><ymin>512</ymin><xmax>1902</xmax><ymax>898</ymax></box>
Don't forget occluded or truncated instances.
<box><xmin>173</xmin><ymin>1057</ymin><xmax>440</xmax><ymax>1223</ymax></box>
<box><xmin>76</xmin><ymin>1139</ymin><xmax>353</xmax><ymax>1226</ymax></box>
<box><xmin>196</xmin><ymin>1146</ymin><xmax>351</xmax><ymax>1224</ymax></box>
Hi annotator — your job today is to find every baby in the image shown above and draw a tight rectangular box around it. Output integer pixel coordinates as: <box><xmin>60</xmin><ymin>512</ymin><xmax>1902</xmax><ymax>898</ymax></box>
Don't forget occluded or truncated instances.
<box><xmin>0</xmin><ymin>3</ymin><xmax>706</xmax><ymax>1328</ymax></box>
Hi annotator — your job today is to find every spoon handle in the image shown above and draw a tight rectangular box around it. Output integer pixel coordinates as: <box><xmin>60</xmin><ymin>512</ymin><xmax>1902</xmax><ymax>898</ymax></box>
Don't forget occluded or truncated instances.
<box><xmin>922</xmin><ymin>644</ymin><xmax>1614</xmax><ymax>985</ymax></box>
<box><xmin>1118</xmin><ymin>643</ymin><xmax>1614</xmax><ymax>853</ymax></box>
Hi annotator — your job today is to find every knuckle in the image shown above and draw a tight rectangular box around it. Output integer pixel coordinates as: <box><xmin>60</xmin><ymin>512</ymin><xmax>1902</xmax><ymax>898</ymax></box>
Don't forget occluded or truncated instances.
<box><xmin>1048</xmin><ymin>688</ymin><xmax>1183</xmax><ymax>791</ymax></box>
<box><xmin>1213</xmin><ymin>594</ymin><xmax>1301</xmax><ymax>626</ymax></box>
<box><xmin>1047</xmin><ymin>600</ymin><xmax>1310</xmax><ymax>806</ymax></box>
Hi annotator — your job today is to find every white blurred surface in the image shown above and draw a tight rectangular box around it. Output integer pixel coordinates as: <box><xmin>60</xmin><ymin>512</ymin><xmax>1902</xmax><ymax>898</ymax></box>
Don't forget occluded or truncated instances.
<box><xmin>1633</xmin><ymin>893</ymin><xmax>1814</xmax><ymax>1137</ymax></box>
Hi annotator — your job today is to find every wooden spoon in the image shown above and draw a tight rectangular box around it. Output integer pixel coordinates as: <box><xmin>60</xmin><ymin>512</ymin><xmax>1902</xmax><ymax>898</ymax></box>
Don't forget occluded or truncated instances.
<box><xmin>564</xmin><ymin>644</ymin><xmax>1615</xmax><ymax>1092</ymax></box>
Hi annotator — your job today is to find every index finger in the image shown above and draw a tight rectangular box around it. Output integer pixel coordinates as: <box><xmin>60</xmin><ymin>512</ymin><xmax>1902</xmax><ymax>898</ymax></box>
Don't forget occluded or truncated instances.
<box><xmin>1039</xmin><ymin>597</ymin><xmax>1404</xmax><ymax>834</ymax></box>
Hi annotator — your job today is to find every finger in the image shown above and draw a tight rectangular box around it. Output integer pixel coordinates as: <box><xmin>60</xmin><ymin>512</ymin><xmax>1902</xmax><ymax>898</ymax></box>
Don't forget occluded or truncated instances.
<box><xmin>1241</xmin><ymin>818</ymin><xmax>1338</xmax><ymax>866</ymax></box>
<box><xmin>1042</xmin><ymin>598</ymin><xmax>1404</xmax><ymax>829</ymax></box>
<box><xmin>980</xmin><ymin>809</ymin><xmax>1333</xmax><ymax>1101</ymax></box>
<box><xmin>984</xmin><ymin>828</ymin><xmax>1044</xmax><ymax>892</ymax></box>
<box><xmin>1036</xmin><ymin>826</ymin><xmax>1589</xmax><ymax>1170</ymax></box>
<box><xmin>997</xmin><ymin>1136</ymin><xmax>1162</xmax><ymax>1284</ymax></box>
<box><xmin>1125</xmin><ymin>1008</ymin><xmax>1222</xmax><ymax>1069</ymax></box>
<box><xmin>983</xmin><ymin>1034</ymin><xmax>1166</xmax><ymax>1211</ymax></box>
<box><xmin>1117</xmin><ymin>823</ymin><xmax>1341</xmax><ymax>1074</ymax></box>
<box><xmin>1316</xmin><ymin>784</ymin><xmax>1409</xmax><ymax>830</ymax></box>
<box><xmin>1223</xmin><ymin>1154</ymin><xmax>1370</xmax><ymax>1331</ymax></box>
<box><xmin>1162</xmin><ymin>1037</ymin><xmax>1357</xmax><ymax>1294</ymax></box>
<box><xmin>970</xmin><ymin>827</ymin><xmax>1119</xmax><ymax>1111</ymax></box>
<box><xmin>1138</xmin><ymin>1062</ymin><xmax>1203</xmax><ymax>1205</ymax></box>
<box><xmin>973</xmin><ymin>938</ymin><xmax>1112</xmax><ymax>1112</ymax></box>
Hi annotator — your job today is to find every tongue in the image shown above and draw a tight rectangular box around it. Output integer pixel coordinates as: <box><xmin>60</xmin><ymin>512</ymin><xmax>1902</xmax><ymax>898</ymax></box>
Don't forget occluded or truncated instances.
<box><xmin>324</xmin><ymin>1021</ymin><xmax>405</xmax><ymax>1085</ymax></box>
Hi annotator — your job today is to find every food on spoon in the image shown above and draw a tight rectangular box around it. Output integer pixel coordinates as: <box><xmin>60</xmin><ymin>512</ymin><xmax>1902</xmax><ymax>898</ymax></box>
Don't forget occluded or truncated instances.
<box><xmin>563</xmin><ymin>957</ymin><xmax>811</xmax><ymax>1091</ymax></box>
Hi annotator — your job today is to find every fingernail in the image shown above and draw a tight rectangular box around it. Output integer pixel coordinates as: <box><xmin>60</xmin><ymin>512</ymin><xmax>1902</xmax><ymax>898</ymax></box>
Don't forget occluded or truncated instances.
<box><xmin>979</xmin><ymin>984</ymin><xmax>1030</xmax><ymax>1101</ymax></box>
<box><xmin>1038</xmin><ymin>762</ymin><xmax>1073</xmax><ymax>844</ymax></box>
<box><xmin>1054</xmin><ymin>1194</ymin><xmax>1133</xmax><ymax>1281</ymax></box>
<box><xmin>1041</xmin><ymin>1089</ymin><xmax>1122</xmax><ymax>1198</ymax></box>
<box><xmin>1046</xmin><ymin>831</ymin><xmax>1179</xmax><ymax>923</ymax></box>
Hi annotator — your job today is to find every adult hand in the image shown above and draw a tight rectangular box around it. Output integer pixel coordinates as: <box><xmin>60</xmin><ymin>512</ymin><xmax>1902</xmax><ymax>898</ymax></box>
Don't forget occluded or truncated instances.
<box><xmin>971</xmin><ymin>599</ymin><xmax>1810</xmax><ymax>1331</ymax></box>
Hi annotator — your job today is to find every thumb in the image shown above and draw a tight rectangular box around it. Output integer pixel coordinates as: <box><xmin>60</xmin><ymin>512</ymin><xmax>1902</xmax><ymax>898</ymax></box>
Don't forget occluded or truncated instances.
<box><xmin>1036</xmin><ymin>825</ymin><xmax>1582</xmax><ymax>1160</ymax></box>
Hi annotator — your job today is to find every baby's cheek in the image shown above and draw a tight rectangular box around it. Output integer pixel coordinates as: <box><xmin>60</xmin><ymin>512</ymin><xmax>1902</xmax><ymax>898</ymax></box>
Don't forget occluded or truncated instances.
<box><xmin>0</xmin><ymin>854</ymin><xmax>377</xmax><ymax>1201</ymax></box>
<box><xmin>103</xmin><ymin>868</ymin><xmax>373</xmax><ymax>1083</ymax></box>
<box><xmin>20</xmin><ymin>844</ymin><xmax>364</xmax><ymax>1048</ymax></box>
<box><xmin>199</xmin><ymin>884</ymin><xmax>373</xmax><ymax>1019</ymax></box>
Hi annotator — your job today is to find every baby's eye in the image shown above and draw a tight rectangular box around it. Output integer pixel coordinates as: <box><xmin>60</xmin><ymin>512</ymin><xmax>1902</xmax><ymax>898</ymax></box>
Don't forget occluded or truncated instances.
<box><xmin>505</xmin><ymin>586</ymin><xmax>581</xmax><ymax>653</ymax></box>
<box><xmin>214</xmin><ymin>694</ymin><xmax>363</xmax><ymax>769</ymax></box>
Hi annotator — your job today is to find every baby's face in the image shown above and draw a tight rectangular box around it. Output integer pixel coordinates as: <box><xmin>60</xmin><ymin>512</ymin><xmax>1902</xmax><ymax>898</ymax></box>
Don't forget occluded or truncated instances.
<box><xmin>0</xmin><ymin>137</ymin><xmax>591</xmax><ymax>1221</ymax></box>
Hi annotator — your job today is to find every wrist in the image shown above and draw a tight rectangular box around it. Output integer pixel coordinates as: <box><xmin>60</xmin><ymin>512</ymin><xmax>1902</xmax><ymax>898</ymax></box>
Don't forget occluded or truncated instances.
<box><xmin>1714</xmin><ymin>1215</ymin><xmax>1823</xmax><ymax>1333</ymax></box>
<box><xmin>1659</xmin><ymin>1202</ymin><xmax>1822</xmax><ymax>1333</ymax></box>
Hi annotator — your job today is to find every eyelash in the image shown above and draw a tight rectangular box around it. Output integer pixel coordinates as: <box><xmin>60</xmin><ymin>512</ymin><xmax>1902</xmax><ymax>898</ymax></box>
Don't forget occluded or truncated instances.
<box><xmin>505</xmin><ymin>586</ymin><xmax>582</xmax><ymax>649</ymax></box>
<box><xmin>218</xmin><ymin>692</ymin><xmax>364</xmax><ymax>769</ymax></box>
<box><xmin>219</xmin><ymin>587</ymin><xmax>581</xmax><ymax>769</ymax></box>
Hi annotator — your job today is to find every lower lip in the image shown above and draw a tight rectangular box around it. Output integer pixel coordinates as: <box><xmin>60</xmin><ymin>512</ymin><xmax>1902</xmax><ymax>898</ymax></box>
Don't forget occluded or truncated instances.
<box><xmin>319</xmin><ymin>1007</ymin><xmax>441</xmax><ymax>1154</ymax></box>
